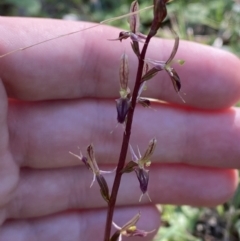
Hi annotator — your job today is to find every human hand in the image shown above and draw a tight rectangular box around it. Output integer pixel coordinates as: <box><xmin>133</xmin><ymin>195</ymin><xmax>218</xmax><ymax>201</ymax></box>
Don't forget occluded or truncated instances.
<box><xmin>0</xmin><ymin>17</ymin><xmax>239</xmax><ymax>241</ymax></box>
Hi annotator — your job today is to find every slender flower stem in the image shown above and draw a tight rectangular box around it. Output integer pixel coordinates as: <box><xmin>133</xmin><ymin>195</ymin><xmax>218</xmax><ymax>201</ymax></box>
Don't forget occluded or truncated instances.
<box><xmin>103</xmin><ymin>34</ymin><xmax>153</xmax><ymax>241</ymax></box>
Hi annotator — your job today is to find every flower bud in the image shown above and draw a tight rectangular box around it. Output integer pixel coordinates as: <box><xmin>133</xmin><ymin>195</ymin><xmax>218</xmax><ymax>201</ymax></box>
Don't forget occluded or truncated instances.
<box><xmin>166</xmin><ymin>67</ymin><xmax>181</xmax><ymax>92</ymax></box>
<box><xmin>129</xmin><ymin>0</ymin><xmax>140</xmax><ymax>33</ymax></box>
<box><xmin>141</xmin><ymin>67</ymin><xmax>159</xmax><ymax>82</ymax></box>
<box><xmin>119</xmin><ymin>53</ymin><xmax>129</xmax><ymax>97</ymax></box>
<box><xmin>149</xmin><ymin>0</ymin><xmax>167</xmax><ymax>37</ymax></box>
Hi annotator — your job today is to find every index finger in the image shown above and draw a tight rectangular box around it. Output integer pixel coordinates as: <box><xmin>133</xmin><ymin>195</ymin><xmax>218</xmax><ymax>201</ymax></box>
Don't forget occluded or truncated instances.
<box><xmin>0</xmin><ymin>17</ymin><xmax>239</xmax><ymax>109</ymax></box>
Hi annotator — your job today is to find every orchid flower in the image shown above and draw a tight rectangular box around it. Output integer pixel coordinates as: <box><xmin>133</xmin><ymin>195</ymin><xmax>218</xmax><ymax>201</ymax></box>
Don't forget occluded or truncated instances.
<box><xmin>70</xmin><ymin>144</ymin><xmax>116</xmax><ymax>202</ymax></box>
<box><xmin>129</xmin><ymin>138</ymin><xmax>157</xmax><ymax>202</ymax></box>
<box><xmin>110</xmin><ymin>212</ymin><xmax>155</xmax><ymax>241</ymax></box>
<box><xmin>142</xmin><ymin>30</ymin><xmax>185</xmax><ymax>102</ymax></box>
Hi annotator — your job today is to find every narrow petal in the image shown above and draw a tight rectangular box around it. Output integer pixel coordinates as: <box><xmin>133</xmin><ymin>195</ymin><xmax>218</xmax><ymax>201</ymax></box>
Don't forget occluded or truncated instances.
<box><xmin>121</xmin><ymin>160</ymin><xmax>138</xmax><ymax>173</ymax></box>
<box><xmin>108</xmin><ymin>31</ymin><xmax>131</xmax><ymax>42</ymax></box>
<box><xmin>137</xmin><ymin>32</ymin><xmax>147</xmax><ymax>41</ymax></box>
<box><xmin>121</xmin><ymin>212</ymin><xmax>141</xmax><ymax>231</ymax></box>
<box><xmin>126</xmin><ymin>227</ymin><xmax>155</xmax><ymax>237</ymax></box>
<box><xmin>129</xmin><ymin>33</ymin><xmax>145</xmax><ymax>43</ymax></box>
<box><xmin>142</xmin><ymin>62</ymin><xmax>150</xmax><ymax>76</ymax></box>
<box><xmin>130</xmin><ymin>41</ymin><xmax>140</xmax><ymax>57</ymax></box>
<box><xmin>138</xmin><ymin>81</ymin><xmax>147</xmax><ymax>98</ymax></box>
<box><xmin>166</xmin><ymin>29</ymin><xmax>179</xmax><ymax>65</ymax></box>
<box><xmin>69</xmin><ymin>151</ymin><xmax>91</xmax><ymax>170</ymax></box>
<box><xmin>119</xmin><ymin>53</ymin><xmax>129</xmax><ymax>92</ymax></box>
<box><xmin>87</xmin><ymin>144</ymin><xmax>99</xmax><ymax>174</ymax></box>
<box><xmin>129</xmin><ymin>144</ymin><xmax>139</xmax><ymax>162</ymax></box>
<box><xmin>96</xmin><ymin>174</ymin><xmax>110</xmax><ymax>203</ymax></box>
<box><xmin>112</xmin><ymin>213</ymin><xmax>155</xmax><ymax>240</ymax></box>
<box><xmin>141</xmin><ymin>138</ymin><xmax>157</xmax><ymax>163</ymax></box>
<box><xmin>100</xmin><ymin>167</ymin><xmax>117</xmax><ymax>174</ymax></box>
<box><xmin>112</xmin><ymin>222</ymin><xmax>121</xmax><ymax>230</ymax></box>
<box><xmin>90</xmin><ymin>173</ymin><xmax>96</xmax><ymax>188</ymax></box>
<box><xmin>166</xmin><ymin>68</ymin><xmax>181</xmax><ymax>92</ymax></box>
<box><xmin>139</xmin><ymin>192</ymin><xmax>152</xmax><ymax>202</ymax></box>
<box><xmin>141</xmin><ymin>67</ymin><xmax>159</xmax><ymax>82</ymax></box>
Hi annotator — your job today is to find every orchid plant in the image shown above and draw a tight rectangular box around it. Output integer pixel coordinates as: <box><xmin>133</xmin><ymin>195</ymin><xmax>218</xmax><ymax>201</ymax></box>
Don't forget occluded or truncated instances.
<box><xmin>70</xmin><ymin>0</ymin><xmax>184</xmax><ymax>240</ymax></box>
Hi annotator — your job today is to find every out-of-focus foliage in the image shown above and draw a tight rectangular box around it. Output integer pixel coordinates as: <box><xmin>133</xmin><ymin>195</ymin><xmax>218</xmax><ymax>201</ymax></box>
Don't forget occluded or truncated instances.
<box><xmin>165</xmin><ymin>0</ymin><xmax>240</xmax><ymax>56</ymax></box>
<box><xmin>1</xmin><ymin>0</ymin><xmax>240</xmax><ymax>56</ymax></box>
<box><xmin>155</xmin><ymin>205</ymin><xmax>201</xmax><ymax>241</ymax></box>
<box><xmin>154</xmin><ymin>177</ymin><xmax>240</xmax><ymax>241</ymax></box>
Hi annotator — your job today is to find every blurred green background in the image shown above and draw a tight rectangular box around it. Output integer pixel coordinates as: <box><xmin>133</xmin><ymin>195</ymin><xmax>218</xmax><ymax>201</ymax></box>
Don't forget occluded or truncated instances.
<box><xmin>1</xmin><ymin>0</ymin><xmax>240</xmax><ymax>56</ymax></box>
<box><xmin>1</xmin><ymin>0</ymin><xmax>240</xmax><ymax>240</ymax></box>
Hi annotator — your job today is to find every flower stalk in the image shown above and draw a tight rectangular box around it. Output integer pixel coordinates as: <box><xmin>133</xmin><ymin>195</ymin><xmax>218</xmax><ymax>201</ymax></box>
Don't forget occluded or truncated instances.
<box><xmin>69</xmin><ymin>0</ymin><xmax>183</xmax><ymax>239</ymax></box>
<box><xmin>103</xmin><ymin>1</ymin><xmax>173</xmax><ymax>239</ymax></box>
<box><xmin>104</xmin><ymin>31</ymin><xmax>154</xmax><ymax>241</ymax></box>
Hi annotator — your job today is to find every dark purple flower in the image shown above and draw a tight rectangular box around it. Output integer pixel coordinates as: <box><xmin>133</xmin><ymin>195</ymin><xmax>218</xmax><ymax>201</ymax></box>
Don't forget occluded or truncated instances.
<box><xmin>129</xmin><ymin>138</ymin><xmax>157</xmax><ymax>201</ymax></box>
<box><xmin>69</xmin><ymin>144</ymin><xmax>116</xmax><ymax>188</ymax></box>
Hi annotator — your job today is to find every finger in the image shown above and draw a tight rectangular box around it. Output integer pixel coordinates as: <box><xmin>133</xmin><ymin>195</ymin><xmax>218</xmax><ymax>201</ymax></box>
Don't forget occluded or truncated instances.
<box><xmin>0</xmin><ymin>79</ymin><xmax>19</xmax><ymax>209</ymax></box>
<box><xmin>6</xmin><ymin>165</ymin><xmax>237</xmax><ymax>219</ymax></box>
<box><xmin>0</xmin><ymin>206</ymin><xmax>159</xmax><ymax>241</ymax></box>
<box><xmin>8</xmin><ymin>100</ymin><xmax>240</xmax><ymax>169</ymax></box>
<box><xmin>0</xmin><ymin>17</ymin><xmax>240</xmax><ymax>109</ymax></box>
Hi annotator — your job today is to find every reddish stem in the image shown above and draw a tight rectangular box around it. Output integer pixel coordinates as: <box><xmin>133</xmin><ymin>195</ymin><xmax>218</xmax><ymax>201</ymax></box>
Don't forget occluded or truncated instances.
<box><xmin>103</xmin><ymin>34</ymin><xmax>152</xmax><ymax>241</ymax></box>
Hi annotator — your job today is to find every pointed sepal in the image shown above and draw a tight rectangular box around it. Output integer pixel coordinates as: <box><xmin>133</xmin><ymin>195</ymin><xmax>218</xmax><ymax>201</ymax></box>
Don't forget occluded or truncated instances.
<box><xmin>119</xmin><ymin>53</ymin><xmax>130</xmax><ymax>98</ymax></box>
<box><xmin>141</xmin><ymin>67</ymin><xmax>159</xmax><ymax>82</ymax></box>
<box><xmin>121</xmin><ymin>160</ymin><xmax>139</xmax><ymax>174</ymax></box>
<box><xmin>130</xmin><ymin>41</ymin><xmax>140</xmax><ymax>57</ymax></box>
<box><xmin>128</xmin><ymin>0</ymin><xmax>140</xmax><ymax>33</ymax></box>
<box><xmin>96</xmin><ymin>174</ymin><xmax>110</xmax><ymax>203</ymax></box>
<box><xmin>138</xmin><ymin>98</ymin><xmax>151</xmax><ymax>108</ymax></box>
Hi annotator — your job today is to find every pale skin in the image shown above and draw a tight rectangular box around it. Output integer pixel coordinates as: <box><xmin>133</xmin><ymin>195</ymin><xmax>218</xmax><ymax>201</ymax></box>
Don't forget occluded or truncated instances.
<box><xmin>0</xmin><ymin>17</ymin><xmax>239</xmax><ymax>240</ymax></box>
